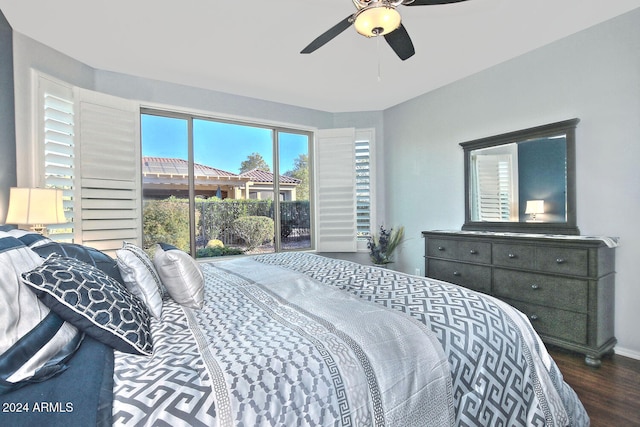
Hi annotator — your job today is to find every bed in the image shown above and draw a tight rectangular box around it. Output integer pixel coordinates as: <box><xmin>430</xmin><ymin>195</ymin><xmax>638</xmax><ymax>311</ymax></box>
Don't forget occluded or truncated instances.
<box><xmin>0</xmin><ymin>231</ymin><xmax>589</xmax><ymax>426</ymax></box>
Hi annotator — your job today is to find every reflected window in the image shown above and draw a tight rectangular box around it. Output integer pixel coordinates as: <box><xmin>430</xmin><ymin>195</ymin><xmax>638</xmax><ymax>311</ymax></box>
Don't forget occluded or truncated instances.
<box><xmin>471</xmin><ymin>143</ymin><xmax>518</xmax><ymax>222</ymax></box>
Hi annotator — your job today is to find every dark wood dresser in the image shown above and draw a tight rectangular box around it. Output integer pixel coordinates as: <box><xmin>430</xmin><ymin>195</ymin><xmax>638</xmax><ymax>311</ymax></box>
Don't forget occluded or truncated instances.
<box><xmin>422</xmin><ymin>230</ymin><xmax>617</xmax><ymax>366</ymax></box>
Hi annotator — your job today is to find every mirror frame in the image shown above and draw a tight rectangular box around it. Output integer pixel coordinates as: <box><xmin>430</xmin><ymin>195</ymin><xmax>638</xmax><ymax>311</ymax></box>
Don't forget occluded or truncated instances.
<box><xmin>461</xmin><ymin>118</ymin><xmax>580</xmax><ymax>235</ymax></box>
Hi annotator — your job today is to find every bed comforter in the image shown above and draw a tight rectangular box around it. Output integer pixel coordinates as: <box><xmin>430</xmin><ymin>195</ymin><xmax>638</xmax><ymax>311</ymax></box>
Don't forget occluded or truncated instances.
<box><xmin>112</xmin><ymin>252</ymin><xmax>589</xmax><ymax>426</ymax></box>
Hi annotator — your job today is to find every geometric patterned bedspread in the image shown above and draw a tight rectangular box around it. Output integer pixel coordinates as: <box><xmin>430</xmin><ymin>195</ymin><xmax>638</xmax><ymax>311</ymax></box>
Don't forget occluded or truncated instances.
<box><xmin>111</xmin><ymin>252</ymin><xmax>589</xmax><ymax>426</ymax></box>
<box><xmin>255</xmin><ymin>253</ymin><xmax>590</xmax><ymax>427</ymax></box>
<box><xmin>112</xmin><ymin>254</ymin><xmax>454</xmax><ymax>426</ymax></box>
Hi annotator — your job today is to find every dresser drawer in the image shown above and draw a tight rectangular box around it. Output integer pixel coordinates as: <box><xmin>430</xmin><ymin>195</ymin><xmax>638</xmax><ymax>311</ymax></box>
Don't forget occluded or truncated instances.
<box><xmin>426</xmin><ymin>238</ymin><xmax>491</xmax><ymax>263</ymax></box>
<box><xmin>493</xmin><ymin>243</ymin><xmax>535</xmax><ymax>269</ymax></box>
<box><xmin>493</xmin><ymin>269</ymin><xmax>588</xmax><ymax>312</ymax></box>
<box><xmin>505</xmin><ymin>299</ymin><xmax>588</xmax><ymax>345</ymax></box>
<box><xmin>427</xmin><ymin>259</ymin><xmax>491</xmax><ymax>293</ymax></box>
<box><xmin>536</xmin><ymin>247</ymin><xmax>589</xmax><ymax>276</ymax></box>
<box><xmin>457</xmin><ymin>240</ymin><xmax>491</xmax><ymax>263</ymax></box>
<box><xmin>426</xmin><ymin>238</ymin><xmax>456</xmax><ymax>259</ymax></box>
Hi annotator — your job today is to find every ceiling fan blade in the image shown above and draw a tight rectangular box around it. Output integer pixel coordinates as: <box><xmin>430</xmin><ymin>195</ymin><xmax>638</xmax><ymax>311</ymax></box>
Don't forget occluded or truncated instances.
<box><xmin>404</xmin><ymin>0</ymin><xmax>469</xmax><ymax>5</ymax></box>
<box><xmin>301</xmin><ymin>15</ymin><xmax>353</xmax><ymax>54</ymax></box>
<box><xmin>384</xmin><ymin>24</ymin><xmax>415</xmax><ymax>60</ymax></box>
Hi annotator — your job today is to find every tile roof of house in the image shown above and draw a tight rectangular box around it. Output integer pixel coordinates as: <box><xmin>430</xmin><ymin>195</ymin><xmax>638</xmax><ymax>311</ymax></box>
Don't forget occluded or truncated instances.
<box><xmin>142</xmin><ymin>157</ymin><xmax>238</xmax><ymax>178</ymax></box>
<box><xmin>240</xmin><ymin>168</ymin><xmax>301</xmax><ymax>184</ymax></box>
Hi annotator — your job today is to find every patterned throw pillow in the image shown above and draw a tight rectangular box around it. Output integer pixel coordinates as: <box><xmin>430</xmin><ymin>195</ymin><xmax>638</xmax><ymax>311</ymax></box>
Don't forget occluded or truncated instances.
<box><xmin>0</xmin><ymin>236</ymin><xmax>83</xmax><ymax>394</ymax></box>
<box><xmin>153</xmin><ymin>243</ymin><xmax>204</xmax><ymax>309</ymax></box>
<box><xmin>33</xmin><ymin>241</ymin><xmax>124</xmax><ymax>286</ymax></box>
<box><xmin>116</xmin><ymin>242</ymin><xmax>164</xmax><ymax>318</ymax></box>
<box><xmin>22</xmin><ymin>254</ymin><xmax>153</xmax><ymax>356</ymax></box>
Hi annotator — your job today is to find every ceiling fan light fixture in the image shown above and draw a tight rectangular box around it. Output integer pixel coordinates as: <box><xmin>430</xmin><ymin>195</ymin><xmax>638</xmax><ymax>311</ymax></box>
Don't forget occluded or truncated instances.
<box><xmin>354</xmin><ymin>4</ymin><xmax>401</xmax><ymax>37</ymax></box>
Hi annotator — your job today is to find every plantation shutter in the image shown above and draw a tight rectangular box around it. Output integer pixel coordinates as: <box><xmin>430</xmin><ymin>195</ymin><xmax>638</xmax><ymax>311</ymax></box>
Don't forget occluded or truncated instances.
<box><xmin>316</xmin><ymin>128</ymin><xmax>357</xmax><ymax>252</ymax></box>
<box><xmin>39</xmin><ymin>76</ymin><xmax>76</xmax><ymax>241</ymax></box>
<box><xmin>76</xmin><ymin>89</ymin><xmax>141</xmax><ymax>254</ymax></box>
<box><xmin>355</xmin><ymin>133</ymin><xmax>372</xmax><ymax>239</ymax></box>
<box><xmin>473</xmin><ymin>154</ymin><xmax>514</xmax><ymax>221</ymax></box>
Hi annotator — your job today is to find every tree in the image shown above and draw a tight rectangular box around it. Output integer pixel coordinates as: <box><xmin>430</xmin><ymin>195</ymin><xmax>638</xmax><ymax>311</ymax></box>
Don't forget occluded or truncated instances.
<box><xmin>285</xmin><ymin>153</ymin><xmax>309</xmax><ymax>200</ymax></box>
<box><xmin>240</xmin><ymin>152</ymin><xmax>270</xmax><ymax>173</ymax></box>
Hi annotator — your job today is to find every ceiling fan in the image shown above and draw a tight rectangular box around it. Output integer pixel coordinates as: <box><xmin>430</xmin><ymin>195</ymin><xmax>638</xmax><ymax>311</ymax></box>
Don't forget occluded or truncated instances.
<box><xmin>301</xmin><ymin>0</ymin><xmax>470</xmax><ymax>60</ymax></box>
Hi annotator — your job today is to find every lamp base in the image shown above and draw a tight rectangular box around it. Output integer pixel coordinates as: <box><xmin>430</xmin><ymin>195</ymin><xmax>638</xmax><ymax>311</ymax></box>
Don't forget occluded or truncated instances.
<box><xmin>29</xmin><ymin>224</ymin><xmax>48</xmax><ymax>235</ymax></box>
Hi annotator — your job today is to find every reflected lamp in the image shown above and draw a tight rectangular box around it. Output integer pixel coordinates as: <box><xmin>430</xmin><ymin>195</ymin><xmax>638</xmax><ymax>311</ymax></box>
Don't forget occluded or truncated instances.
<box><xmin>525</xmin><ymin>200</ymin><xmax>545</xmax><ymax>222</ymax></box>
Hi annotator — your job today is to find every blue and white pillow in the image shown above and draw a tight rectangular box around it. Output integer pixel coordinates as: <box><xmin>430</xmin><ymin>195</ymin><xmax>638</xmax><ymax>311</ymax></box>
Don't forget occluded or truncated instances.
<box><xmin>33</xmin><ymin>241</ymin><xmax>124</xmax><ymax>286</ymax></box>
<box><xmin>0</xmin><ymin>236</ymin><xmax>83</xmax><ymax>394</ymax></box>
<box><xmin>154</xmin><ymin>243</ymin><xmax>204</xmax><ymax>309</ymax></box>
<box><xmin>116</xmin><ymin>242</ymin><xmax>164</xmax><ymax>318</ymax></box>
<box><xmin>2</xmin><ymin>229</ymin><xmax>52</xmax><ymax>248</ymax></box>
<box><xmin>22</xmin><ymin>254</ymin><xmax>153</xmax><ymax>356</ymax></box>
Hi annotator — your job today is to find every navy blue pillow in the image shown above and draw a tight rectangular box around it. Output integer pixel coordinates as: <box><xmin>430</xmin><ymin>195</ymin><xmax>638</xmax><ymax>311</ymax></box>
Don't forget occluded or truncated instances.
<box><xmin>33</xmin><ymin>242</ymin><xmax>124</xmax><ymax>286</ymax></box>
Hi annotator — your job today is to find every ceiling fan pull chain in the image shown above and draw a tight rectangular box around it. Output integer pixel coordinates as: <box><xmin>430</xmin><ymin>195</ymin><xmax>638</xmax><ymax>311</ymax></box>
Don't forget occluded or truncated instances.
<box><xmin>377</xmin><ymin>34</ymin><xmax>382</xmax><ymax>81</ymax></box>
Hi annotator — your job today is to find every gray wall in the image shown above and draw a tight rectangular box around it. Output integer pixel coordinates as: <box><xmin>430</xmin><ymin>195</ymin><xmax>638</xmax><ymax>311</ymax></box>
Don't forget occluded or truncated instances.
<box><xmin>383</xmin><ymin>8</ymin><xmax>640</xmax><ymax>358</ymax></box>
<box><xmin>0</xmin><ymin>10</ymin><xmax>15</xmax><ymax>219</ymax></box>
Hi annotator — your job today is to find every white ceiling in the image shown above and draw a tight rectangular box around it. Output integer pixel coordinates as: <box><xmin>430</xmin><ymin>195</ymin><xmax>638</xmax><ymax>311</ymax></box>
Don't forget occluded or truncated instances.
<box><xmin>1</xmin><ymin>0</ymin><xmax>639</xmax><ymax>112</ymax></box>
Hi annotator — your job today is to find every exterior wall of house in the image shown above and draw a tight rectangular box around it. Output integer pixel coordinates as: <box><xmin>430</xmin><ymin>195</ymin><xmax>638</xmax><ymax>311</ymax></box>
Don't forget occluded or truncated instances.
<box><xmin>383</xmin><ymin>8</ymin><xmax>640</xmax><ymax>358</ymax></box>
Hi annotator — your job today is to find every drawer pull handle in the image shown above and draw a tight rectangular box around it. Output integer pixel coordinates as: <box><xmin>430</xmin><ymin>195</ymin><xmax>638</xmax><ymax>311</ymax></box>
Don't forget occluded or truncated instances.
<box><xmin>438</xmin><ymin>246</ymin><xmax>445</xmax><ymax>251</ymax></box>
<box><xmin>469</xmin><ymin>249</ymin><xmax>477</xmax><ymax>255</ymax></box>
<box><xmin>529</xmin><ymin>315</ymin><xmax>539</xmax><ymax>321</ymax></box>
<box><xmin>556</xmin><ymin>258</ymin><xmax>566</xmax><ymax>264</ymax></box>
<box><xmin>508</xmin><ymin>253</ymin><xmax>517</xmax><ymax>259</ymax></box>
<box><xmin>531</xmin><ymin>284</ymin><xmax>540</xmax><ymax>290</ymax></box>
<box><xmin>453</xmin><ymin>271</ymin><xmax>460</xmax><ymax>276</ymax></box>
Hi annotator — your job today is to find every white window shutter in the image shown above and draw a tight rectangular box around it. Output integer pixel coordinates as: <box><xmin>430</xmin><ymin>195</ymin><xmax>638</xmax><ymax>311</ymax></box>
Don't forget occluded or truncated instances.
<box><xmin>316</xmin><ymin>128</ymin><xmax>357</xmax><ymax>252</ymax></box>
<box><xmin>76</xmin><ymin>89</ymin><xmax>141</xmax><ymax>254</ymax></box>
<box><xmin>355</xmin><ymin>130</ymin><xmax>374</xmax><ymax>240</ymax></box>
<box><xmin>38</xmin><ymin>76</ymin><xmax>76</xmax><ymax>241</ymax></box>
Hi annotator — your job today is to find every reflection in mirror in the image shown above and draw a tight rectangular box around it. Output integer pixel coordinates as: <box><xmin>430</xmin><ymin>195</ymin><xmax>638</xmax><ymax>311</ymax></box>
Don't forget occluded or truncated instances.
<box><xmin>470</xmin><ymin>136</ymin><xmax>567</xmax><ymax>223</ymax></box>
<box><xmin>461</xmin><ymin>119</ymin><xmax>579</xmax><ymax>235</ymax></box>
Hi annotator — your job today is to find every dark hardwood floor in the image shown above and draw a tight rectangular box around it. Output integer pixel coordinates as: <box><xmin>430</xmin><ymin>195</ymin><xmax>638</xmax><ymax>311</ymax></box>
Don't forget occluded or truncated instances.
<box><xmin>548</xmin><ymin>347</ymin><xmax>640</xmax><ymax>427</ymax></box>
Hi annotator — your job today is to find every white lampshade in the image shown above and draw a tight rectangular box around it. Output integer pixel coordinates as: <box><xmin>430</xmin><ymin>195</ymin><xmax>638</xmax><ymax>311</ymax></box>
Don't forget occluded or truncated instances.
<box><xmin>525</xmin><ymin>200</ymin><xmax>545</xmax><ymax>214</ymax></box>
<box><xmin>354</xmin><ymin>4</ymin><xmax>401</xmax><ymax>37</ymax></box>
<box><xmin>5</xmin><ymin>187</ymin><xmax>66</xmax><ymax>228</ymax></box>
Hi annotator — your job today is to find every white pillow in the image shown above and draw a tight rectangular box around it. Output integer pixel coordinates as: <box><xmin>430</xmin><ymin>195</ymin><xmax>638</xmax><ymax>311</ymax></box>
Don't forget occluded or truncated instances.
<box><xmin>116</xmin><ymin>242</ymin><xmax>164</xmax><ymax>318</ymax></box>
<box><xmin>153</xmin><ymin>243</ymin><xmax>204</xmax><ymax>309</ymax></box>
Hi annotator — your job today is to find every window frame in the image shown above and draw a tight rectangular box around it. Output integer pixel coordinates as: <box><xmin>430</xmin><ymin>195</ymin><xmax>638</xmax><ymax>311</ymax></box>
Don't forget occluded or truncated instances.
<box><xmin>140</xmin><ymin>107</ymin><xmax>314</xmax><ymax>255</ymax></box>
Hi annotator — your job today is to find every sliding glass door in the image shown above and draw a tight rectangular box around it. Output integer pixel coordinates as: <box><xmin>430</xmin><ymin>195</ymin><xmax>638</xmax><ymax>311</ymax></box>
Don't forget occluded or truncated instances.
<box><xmin>140</xmin><ymin>110</ymin><xmax>312</xmax><ymax>257</ymax></box>
<box><xmin>278</xmin><ymin>131</ymin><xmax>311</xmax><ymax>251</ymax></box>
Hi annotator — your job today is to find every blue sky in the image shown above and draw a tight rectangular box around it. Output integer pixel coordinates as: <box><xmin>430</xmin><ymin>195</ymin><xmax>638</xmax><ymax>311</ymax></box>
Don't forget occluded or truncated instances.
<box><xmin>141</xmin><ymin>114</ymin><xmax>307</xmax><ymax>174</ymax></box>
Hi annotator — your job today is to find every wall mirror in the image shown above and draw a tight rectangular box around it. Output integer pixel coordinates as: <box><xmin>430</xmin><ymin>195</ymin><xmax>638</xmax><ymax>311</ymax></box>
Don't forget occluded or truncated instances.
<box><xmin>461</xmin><ymin>118</ymin><xmax>580</xmax><ymax>235</ymax></box>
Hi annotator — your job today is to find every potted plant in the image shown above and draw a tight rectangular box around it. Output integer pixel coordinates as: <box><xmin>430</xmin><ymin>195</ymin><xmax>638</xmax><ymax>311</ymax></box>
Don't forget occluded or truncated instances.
<box><xmin>367</xmin><ymin>225</ymin><xmax>405</xmax><ymax>265</ymax></box>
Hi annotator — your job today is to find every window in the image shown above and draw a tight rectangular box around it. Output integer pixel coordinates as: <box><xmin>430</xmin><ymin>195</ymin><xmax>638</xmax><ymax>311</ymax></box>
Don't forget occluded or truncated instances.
<box><xmin>35</xmin><ymin>75</ymin><xmax>140</xmax><ymax>253</ymax></box>
<box><xmin>355</xmin><ymin>136</ymin><xmax>372</xmax><ymax>239</ymax></box>
<box><xmin>141</xmin><ymin>110</ymin><xmax>312</xmax><ymax>257</ymax></box>
<box><xmin>315</xmin><ymin>128</ymin><xmax>375</xmax><ymax>252</ymax></box>
<box><xmin>38</xmin><ymin>75</ymin><xmax>75</xmax><ymax>241</ymax></box>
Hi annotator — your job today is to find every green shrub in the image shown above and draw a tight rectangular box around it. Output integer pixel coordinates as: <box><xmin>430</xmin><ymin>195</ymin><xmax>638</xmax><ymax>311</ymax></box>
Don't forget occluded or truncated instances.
<box><xmin>142</xmin><ymin>197</ymin><xmax>192</xmax><ymax>252</ymax></box>
<box><xmin>196</xmin><ymin>246</ymin><xmax>244</xmax><ymax>258</ymax></box>
<box><xmin>232</xmin><ymin>216</ymin><xmax>274</xmax><ymax>250</ymax></box>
